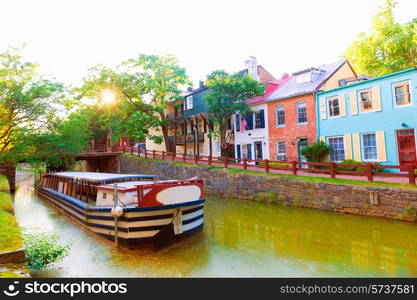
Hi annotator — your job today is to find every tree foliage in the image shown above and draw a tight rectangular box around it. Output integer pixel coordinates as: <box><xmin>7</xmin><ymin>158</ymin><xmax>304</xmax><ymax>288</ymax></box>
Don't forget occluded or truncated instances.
<box><xmin>78</xmin><ymin>54</ymin><xmax>190</xmax><ymax>151</ymax></box>
<box><xmin>0</xmin><ymin>47</ymin><xmax>65</xmax><ymax>163</ymax></box>
<box><xmin>344</xmin><ymin>0</ymin><xmax>417</xmax><ymax>77</ymax></box>
<box><xmin>204</xmin><ymin>70</ymin><xmax>264</xmax><ymax>153</ymax></box>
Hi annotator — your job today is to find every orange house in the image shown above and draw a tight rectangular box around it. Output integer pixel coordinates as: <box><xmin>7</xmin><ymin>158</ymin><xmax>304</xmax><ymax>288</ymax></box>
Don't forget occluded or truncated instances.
<box><xmin>266</xmin><ymin>61</ymin><xmax>357</xmax><ymax>162</ymax></box>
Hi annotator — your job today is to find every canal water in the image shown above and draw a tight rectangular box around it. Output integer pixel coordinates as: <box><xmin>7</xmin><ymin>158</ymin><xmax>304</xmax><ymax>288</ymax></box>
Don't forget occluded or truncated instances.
<box><xmin>11</xmin><ymin>173</ymin><xmax>417</xmax><ymax>277</ymax></box>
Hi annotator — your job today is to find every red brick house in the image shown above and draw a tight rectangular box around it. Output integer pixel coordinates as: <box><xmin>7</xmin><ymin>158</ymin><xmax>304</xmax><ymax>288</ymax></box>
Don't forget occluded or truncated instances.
<box><xmin>266</xmin><ymin>60</ymin><xmax>356</xmax><ymax>162</ymax></box>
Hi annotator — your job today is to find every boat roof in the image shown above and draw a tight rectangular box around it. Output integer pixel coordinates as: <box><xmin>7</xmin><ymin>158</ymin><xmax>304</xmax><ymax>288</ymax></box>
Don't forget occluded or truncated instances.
<box><xmin>97</xmin><ymin>180</ymin><xmax>179</xmax><ymax>190</ymax></box>
<box><xmin>50</xmin><ymin>172</ymin><xmax>155</xmax><ymax>183</ymax></box>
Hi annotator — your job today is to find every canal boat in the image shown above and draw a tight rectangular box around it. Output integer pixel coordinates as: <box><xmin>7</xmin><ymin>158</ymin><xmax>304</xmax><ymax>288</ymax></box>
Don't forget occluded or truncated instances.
<box><xmin>36</xmin><ymin>172</ymin><xmax>205</xmax><ymax>248</ymax></box>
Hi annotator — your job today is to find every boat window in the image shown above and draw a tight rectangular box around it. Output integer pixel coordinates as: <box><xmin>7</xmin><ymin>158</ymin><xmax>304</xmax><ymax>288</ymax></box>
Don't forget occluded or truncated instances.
<box><xmin>103</xmin><ymin>192</ymin><xmax>107</xmax><ymax>199</ymax></box>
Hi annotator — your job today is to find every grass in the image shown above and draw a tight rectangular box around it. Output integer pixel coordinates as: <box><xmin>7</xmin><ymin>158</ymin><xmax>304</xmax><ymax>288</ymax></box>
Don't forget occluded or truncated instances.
<box><xmin>0</xmin><ymin>176</ymin><xmax>23</xmax><ymax>253</ymax></box>
<box><xmin>0</xmin><ymin>192</ymin><xmax>13</xmax><ymax>213</ymax></box>
<box><xmin>0</xmin><ymin>175</ymin><xmax>9</xmax><ymax>190</ymax></box>
<box><xmin>0</xmin><ymin>210</ymin><xmax>23</xmax><ymax>252</ymax></box>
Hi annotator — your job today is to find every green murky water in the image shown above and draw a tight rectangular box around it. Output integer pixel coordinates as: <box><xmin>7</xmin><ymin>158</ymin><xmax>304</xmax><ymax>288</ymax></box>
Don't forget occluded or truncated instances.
<box><xmin>11</xmin><ymin>174</ymin><xmax>417</xmax><ymax>277</ymax></box>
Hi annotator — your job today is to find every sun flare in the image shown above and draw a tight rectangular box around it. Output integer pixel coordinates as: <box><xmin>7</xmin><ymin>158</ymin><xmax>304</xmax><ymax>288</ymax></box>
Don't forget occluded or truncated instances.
<box><xmin>101</xmin><ymin>90</ymin><xmax>116</xmax><ymax>104</ymax></box>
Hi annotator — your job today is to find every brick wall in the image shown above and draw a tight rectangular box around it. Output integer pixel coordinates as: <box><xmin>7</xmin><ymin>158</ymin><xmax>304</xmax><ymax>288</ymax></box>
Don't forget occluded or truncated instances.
<box><xmin>119</xmin><ymin>155</ymin><xmax>417</xmax><ymax>222</ymax></box>
<box><xmin>267</xmin><ymin>93</ymin><xmax>317</xmax><ymax>161</ymax></box>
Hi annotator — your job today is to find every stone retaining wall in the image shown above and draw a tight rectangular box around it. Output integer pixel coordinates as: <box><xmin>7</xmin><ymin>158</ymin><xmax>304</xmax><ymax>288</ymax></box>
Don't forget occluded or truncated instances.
<box><xmin>119</xmin><ymin>155</ymin><xmax>417</xmax><ymax>222</ymax></box>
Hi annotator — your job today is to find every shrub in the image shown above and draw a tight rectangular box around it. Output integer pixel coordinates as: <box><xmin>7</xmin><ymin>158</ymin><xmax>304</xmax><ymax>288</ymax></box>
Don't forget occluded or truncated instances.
<box><xmin>259</xmin><ymin>162</ymin><xmax>290</xmax><ymax>168</ymax></box>
<box><xmin>336</xmin><ymin>159</ymin><xmax>363</xmax><ymax>171</ymax></box>
<box><xmin>23</xmin><ymin>232</ymin><xmax>70</xmax><ymax>269</ymax></box>
<box><xmin>300</xmin><ymin>141</ymin><xmax>331</xmax><ymax>163</ymax></box>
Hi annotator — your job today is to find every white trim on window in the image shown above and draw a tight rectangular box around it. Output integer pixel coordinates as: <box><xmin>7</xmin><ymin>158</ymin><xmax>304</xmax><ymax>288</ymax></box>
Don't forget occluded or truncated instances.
<box><xmin>275</xmin><ymin>105</ymin><xmax>285</xmax><ymax>128</ymax></box>
<box><xmin>276</xmin><ymin>140</ymin><xmax>287</xmax><ymax>161</ymax></box>
<box><xmin>360</xmin><ymin>132</ymin><xmax>378</xmax><ymax>162</ymax></box>
<box><xmin>392</xmin><ymin>80</ymin><xmax>412</xmax><ymax>108</ymax></box>
<box><xmin>296</xmin><ymin>101</ymin><xmax>307</xmax><ymax>125</ymax></box>
<box><xmin>358</xmin><ymin>89</ymin><xmax>376</xmax><ymax>113</ymax></box>
<box><xmin>327</xmin><ymin>135</ymin><xmax>345</xmax><ymax>162</ymax></box>
<box><xmin>186</xmin><ymin>96</ymin><xmax>193</xmax><ymax>110</ymax></box>
<box><xmin>327</xmin><ymin>96</ymin><xmax>341</xmax><ymax>118</ymax></box>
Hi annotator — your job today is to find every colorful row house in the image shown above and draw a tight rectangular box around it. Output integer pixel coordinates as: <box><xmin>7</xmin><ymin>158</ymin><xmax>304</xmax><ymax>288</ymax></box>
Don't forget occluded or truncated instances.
<box><xmin>146</xmin><ymin>56</ymin><xmax>276</xmax><ymax>157</ymax></box>
<box><xmin>233</xmin><ymin>74</ymin><xmax>291</xmax><ymax>161</ymax></box>
<box><xmin>316</xmin><ymin>67</ymin><xmax>417</xmax><ymax>170</ymax></box>
<box><xmin>264</xmin><ymin>60</ymin><xmax>357</xmax><ymax>162</ymax></box>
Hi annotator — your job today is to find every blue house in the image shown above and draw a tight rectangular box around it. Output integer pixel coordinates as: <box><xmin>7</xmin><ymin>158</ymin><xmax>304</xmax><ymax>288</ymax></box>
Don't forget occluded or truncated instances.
<box><xmin>316</xmin><ymin>67</ymin><xmax>417</xmax><ymax>170</ymax></box>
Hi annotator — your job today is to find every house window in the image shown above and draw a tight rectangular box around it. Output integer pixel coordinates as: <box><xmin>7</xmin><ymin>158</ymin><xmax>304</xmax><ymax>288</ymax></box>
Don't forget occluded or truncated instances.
<box><xmin>296</xmin><ymin>101</ymin><xmax>307</xmax><ymax>124</ymax></box>
<box><xmin>328</xmin><ymin>136</ymin><xmax>345</xmax><ymax>162</ymax></box>
<box><xmin>393</xmin><ymin>81</ymin><xmax>411</xmax><ymax>106</ymax></box>
<box><xmin>254</xmin><ymin>109</ymin><xmax>265</xmax><ymax>129</ymax></box>
<box><xmin>215</xmin><ymin>142</ymin><xmax>221</xmax><ymax>153</ymax></box>
<box><xmin>186</xmin><ymin>121</ymin><xmax>192</xmax><ymax>134</ymax></box>
<box><xmin>276</xmin><ymin>105</ymin><xmax>285</xmax><ymax>127</ymax></box>
<box><xmin>235</xmin><ymin>114</ymin><xmax>240</xmax><ymax>132</ymax></box>
<box><xmin>362</xmin><ymin>133</ymin><xmax>378</xmax><ymax>161</ymax></box>
<box><xmin>328</xmin><ymin>97</ymin><xmax>340</xmax><ymax>117</ymax></box>
<box><xmin>359</xmin><ymin>90</ymin><xmax>373</xmax><ymax>111</ymax></box>
<box><xmin>276</xmin><ymin>141</ymin><xmax>287</xmax><ymax>161</ymax></box>
<box><xmin>295</xmin><ymin>72</ymin><xmax>311</xmax><ymax>84</ymax></box>
<box><xmin>186</xmin><ymin>96</ymin><xmax>193</xmax><ymax>110</ymax></box>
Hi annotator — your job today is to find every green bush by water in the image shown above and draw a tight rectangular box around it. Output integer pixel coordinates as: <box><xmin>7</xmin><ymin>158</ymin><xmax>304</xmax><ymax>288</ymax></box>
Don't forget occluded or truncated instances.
<box><xmin>23</xmin><ymin>232</ymin><xmax>71</xmax><ymax>269</ymax></box>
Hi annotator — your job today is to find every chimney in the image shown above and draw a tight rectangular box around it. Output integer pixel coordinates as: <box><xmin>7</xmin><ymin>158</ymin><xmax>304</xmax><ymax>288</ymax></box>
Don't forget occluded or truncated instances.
<box><xmin>187</xmin><ymin>87</ymin><xmax>193</xmax><ymax>92</ymax></box>
<box><xmin>199</xmin><ymin>80</ymin><xmax>205</xmax><ymax>88</ymax></box>
<box><xmin>245</xmin><ymin>56</ymin><xmax>259</xmax><ymax>82</ymax></box>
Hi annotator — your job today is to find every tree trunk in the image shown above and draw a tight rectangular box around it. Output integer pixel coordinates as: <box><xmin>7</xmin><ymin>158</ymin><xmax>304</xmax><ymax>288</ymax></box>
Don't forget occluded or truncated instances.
<box><xmin>160</xmin><ymin>113</ymin><xmax>173</xmax><ymax>152</ymax></box>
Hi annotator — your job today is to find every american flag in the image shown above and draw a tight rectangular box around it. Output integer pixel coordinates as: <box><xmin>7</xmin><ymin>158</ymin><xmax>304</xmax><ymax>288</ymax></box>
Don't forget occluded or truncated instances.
<box><xmin>240</xmin><ymin>116</ymin><xmax>247</xmax><ymax>132</ymax></box>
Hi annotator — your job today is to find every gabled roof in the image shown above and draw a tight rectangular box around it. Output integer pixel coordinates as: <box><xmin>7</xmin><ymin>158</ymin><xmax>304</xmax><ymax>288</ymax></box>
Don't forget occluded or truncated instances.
<box><xmin>246</xmin><ymin>75</ymin><xmax>292</xmax><ymax>105</ymax></box>
<box><xmin>266</xmin><ymin>60</ymin><xmax>348</xmax><ymax>101</ymax></box>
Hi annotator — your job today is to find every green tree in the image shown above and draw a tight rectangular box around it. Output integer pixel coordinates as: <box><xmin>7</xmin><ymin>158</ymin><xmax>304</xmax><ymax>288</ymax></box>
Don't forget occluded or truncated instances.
<box><xmin>0</xmin><ymin>47</ymin><xmax>65</xmax><ymax>164</ymax></box>
<box><xmin>20</xmin><ymin>108</ymin><xmax>94</xmax><ymax>170</ymax></box>
<box><xmin>344</xmin><ymin>0</ymin><xmax>417</xmax><ymax>77</ymax></box>
<box><xmin>204</xmin><ymin>70</ymin><xmax>264</xmax><ymax>156</ymax></box>
<box><xmin>79</xmin><ymin>54</ymin><xmax>190</xmax><ymax>152</ymax></box>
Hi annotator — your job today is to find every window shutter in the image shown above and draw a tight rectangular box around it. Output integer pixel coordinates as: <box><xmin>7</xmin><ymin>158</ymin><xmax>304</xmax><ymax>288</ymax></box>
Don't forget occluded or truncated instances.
<box><xmin>344</xmin><ymin>134</ymin><xmax>352</xmax><ymax>159</ymax></box>
<box><xmin>350</xmin><ymin>91</ymin><xmax>358</xmax><ymax>115</ymax></box>
<box><xmin>235</xmin><ymin>114</ymin><xmax>240</xmax><ymax>132</ymax></box>
<box><xmin>247</xmin><ymin>144</ymin><xmax>252</xmax><ymax>160</ymax></box>
<box><xmin>259</xmin><ymin>109</ymin><xmax>265</xmax><ymax>128</ymax></box>
<box><xmin>376</xmin><ymin>131</ymin><xmax>387</xmax><ymax>162</ymax></box>
<box><xmin>352</xmin><ymin>133</ymin><xmax>361</xmax><ymax>161</ymax></box>
<box><xmin>339</xmin><ymin>94</ymin><xmax>346</xmax><ymax>117</ymax></box>
<box><xmin>319</xmin><ymin>97</ymin><xmax>327</xmax><ymax>119</ymax></box>
<box><xmin>246</xmin><ymin>113</ymin><xmax>254</xmax><ymax>130</ymax></box>
<box><xmin>373</xmin><ymin>86</ymin><xmax>382</xmax><ymax>111</ymax></box>
<box><xmin>237</xmin><ymin>145</ymin><xmax>241</xmax><ymax>159</ymax></box>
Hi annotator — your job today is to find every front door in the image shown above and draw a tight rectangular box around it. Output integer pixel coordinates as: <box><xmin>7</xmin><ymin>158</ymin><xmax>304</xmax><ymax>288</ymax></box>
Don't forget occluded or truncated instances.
<box><xmin>254</xmin><ymin>141</ymin><xmax>263</xmax><ymax>163</ymax></box>
<box><xmin>298</xmin><ymin>139</ymin><xmax>308</xmax><ymax>168</ymax></box>
<box><xmin>397</xmin><ymin>129</ymin><xmax>417</xmax><ymax>170</ymax></box>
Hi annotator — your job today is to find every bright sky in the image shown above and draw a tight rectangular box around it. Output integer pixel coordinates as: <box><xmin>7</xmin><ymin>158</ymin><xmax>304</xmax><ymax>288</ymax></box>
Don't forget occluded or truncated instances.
<box><xmin>1</xmin><ymin>0</ymin><xmax>416</xmax><ymax>87</ymax></box>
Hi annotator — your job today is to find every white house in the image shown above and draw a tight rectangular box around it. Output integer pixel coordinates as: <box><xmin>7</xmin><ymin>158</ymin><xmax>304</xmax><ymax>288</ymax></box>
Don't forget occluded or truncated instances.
<box><xmin>234</xmin><ymin>75</ymin><xmax>291</xmax><ymax>161</ymax></box>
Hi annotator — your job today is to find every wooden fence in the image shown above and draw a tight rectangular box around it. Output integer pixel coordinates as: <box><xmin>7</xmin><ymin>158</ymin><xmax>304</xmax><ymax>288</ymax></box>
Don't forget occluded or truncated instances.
<box><xmin>127</xmin><ymin>149</ymin><xmax>416</xmax><ymax>185</ymax></box>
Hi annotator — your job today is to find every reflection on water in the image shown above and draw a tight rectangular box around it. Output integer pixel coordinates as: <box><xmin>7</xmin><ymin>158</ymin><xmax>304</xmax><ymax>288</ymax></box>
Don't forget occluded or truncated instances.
<box><xmin>11</xmin><ymin>174</ymin><xmax>417</xmax><ymax>277</ymax></box>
